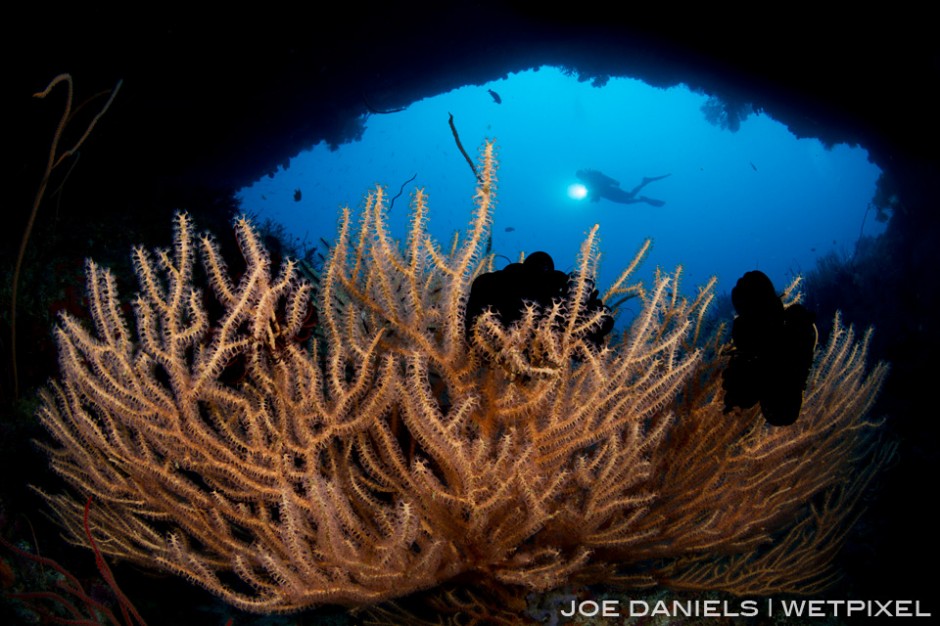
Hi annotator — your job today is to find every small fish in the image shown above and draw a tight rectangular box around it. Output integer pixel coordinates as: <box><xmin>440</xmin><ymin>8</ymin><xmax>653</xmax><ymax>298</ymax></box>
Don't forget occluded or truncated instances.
<box><xmin>750</xmin><ymin>162</ymin><xmax>758</xmax><ymax>172</ymax></box>
<box><xmin>487</xmin><ymin>89</ymin><xmax>502</xmax><ymax>104</ymax></box>
<box><xmin>293</xmin><ymin>189</ymin><xmax>302</xmax><ymax>202</ymax></box>
<box><xmin>504</xmin><ymin>226</ymin><xmax>515</xmax><ymax>232</ymax></box>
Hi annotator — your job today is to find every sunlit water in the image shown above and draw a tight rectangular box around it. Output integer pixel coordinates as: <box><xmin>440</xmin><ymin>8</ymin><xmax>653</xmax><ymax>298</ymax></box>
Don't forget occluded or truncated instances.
<box><xmin>237</xmin><ymin>67</ymin><xmax>883</xmax><ymax>309</ymax></box>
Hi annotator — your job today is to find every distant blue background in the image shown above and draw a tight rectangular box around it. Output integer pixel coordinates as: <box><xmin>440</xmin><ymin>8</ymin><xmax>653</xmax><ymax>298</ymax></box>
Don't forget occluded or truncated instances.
<box><xmin>238</xmin><ymin>67</ymin><xmax>883</xmax><ymax>311</ymax></box>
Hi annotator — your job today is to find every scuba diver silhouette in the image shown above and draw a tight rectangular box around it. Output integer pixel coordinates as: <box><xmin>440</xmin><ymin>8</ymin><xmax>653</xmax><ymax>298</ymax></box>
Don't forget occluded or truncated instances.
<box><xmin>576</xmin><ymin>170</ymin><xmax>671</xmax><ymax>207</ymax></box>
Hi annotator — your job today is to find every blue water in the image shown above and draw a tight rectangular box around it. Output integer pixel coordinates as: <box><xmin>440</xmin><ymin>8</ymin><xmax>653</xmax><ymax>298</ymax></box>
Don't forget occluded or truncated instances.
<box><xmin>237</xmin><ymin>67</ymin><xmax>883</xmax><ymax>307</ymax></box>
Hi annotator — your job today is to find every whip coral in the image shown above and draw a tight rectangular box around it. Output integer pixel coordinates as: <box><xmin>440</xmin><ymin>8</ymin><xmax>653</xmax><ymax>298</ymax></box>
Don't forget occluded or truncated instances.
<box><xmin>35</xmin><ymin>142</ymin><xmax>887</xmax><ymax>613</ymax></box>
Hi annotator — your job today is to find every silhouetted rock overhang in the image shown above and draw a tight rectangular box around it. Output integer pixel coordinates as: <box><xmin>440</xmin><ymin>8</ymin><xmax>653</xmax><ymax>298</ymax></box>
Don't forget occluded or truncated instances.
<box><xmin>11</xmin><ymin>6</ymin><xmax>937</xmax><ymax>207</ymax></box>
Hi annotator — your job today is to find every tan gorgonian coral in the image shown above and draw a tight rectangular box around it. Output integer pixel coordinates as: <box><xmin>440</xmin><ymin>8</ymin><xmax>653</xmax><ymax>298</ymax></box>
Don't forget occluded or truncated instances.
<box><xmin>36</xmin><ymin>142</ymin><xmax>888</xmax><ymax>613</ymax></box>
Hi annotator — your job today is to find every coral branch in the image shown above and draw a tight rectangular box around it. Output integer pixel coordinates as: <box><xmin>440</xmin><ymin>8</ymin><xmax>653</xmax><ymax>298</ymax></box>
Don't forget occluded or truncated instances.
<box><xmin>34</xmin><ymin>142</ymin><xmax>887</xmax><ymax>613</ymax></box>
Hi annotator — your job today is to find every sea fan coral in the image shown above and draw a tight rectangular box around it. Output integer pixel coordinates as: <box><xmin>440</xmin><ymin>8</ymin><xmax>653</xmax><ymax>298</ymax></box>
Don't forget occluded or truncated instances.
<box><xmin>35</xmin><ymin>142</ymin><xmax>887</xmax><ymax>613</ymax></box>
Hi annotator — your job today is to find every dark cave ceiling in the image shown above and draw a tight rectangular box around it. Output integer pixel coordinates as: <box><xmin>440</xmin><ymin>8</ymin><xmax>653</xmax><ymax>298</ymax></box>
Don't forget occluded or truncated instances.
<box><xmin>11</xmin><ymin>5</ymin><xmax>939</xmax><ymax>206</ymax></box>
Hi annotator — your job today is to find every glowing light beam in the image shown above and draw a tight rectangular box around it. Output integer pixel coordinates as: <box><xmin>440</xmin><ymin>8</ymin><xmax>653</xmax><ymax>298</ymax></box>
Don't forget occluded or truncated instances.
<box><xmin>568</xmin><ymin>183</ymin><xmax>588</xmax><ymax>200</ymax></box>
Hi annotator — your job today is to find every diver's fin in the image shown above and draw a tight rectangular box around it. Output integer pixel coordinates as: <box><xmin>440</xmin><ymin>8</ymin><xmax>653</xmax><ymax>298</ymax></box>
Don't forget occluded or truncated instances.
<box><xmin>628</xmin><ymin>174</ymin><xmax>671</xmax><ymax>197</ymax></box>
<box><xmin>638</xmin><ymin>196</ymin><xmax>666</xmax><ymax>207</ymax></box>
